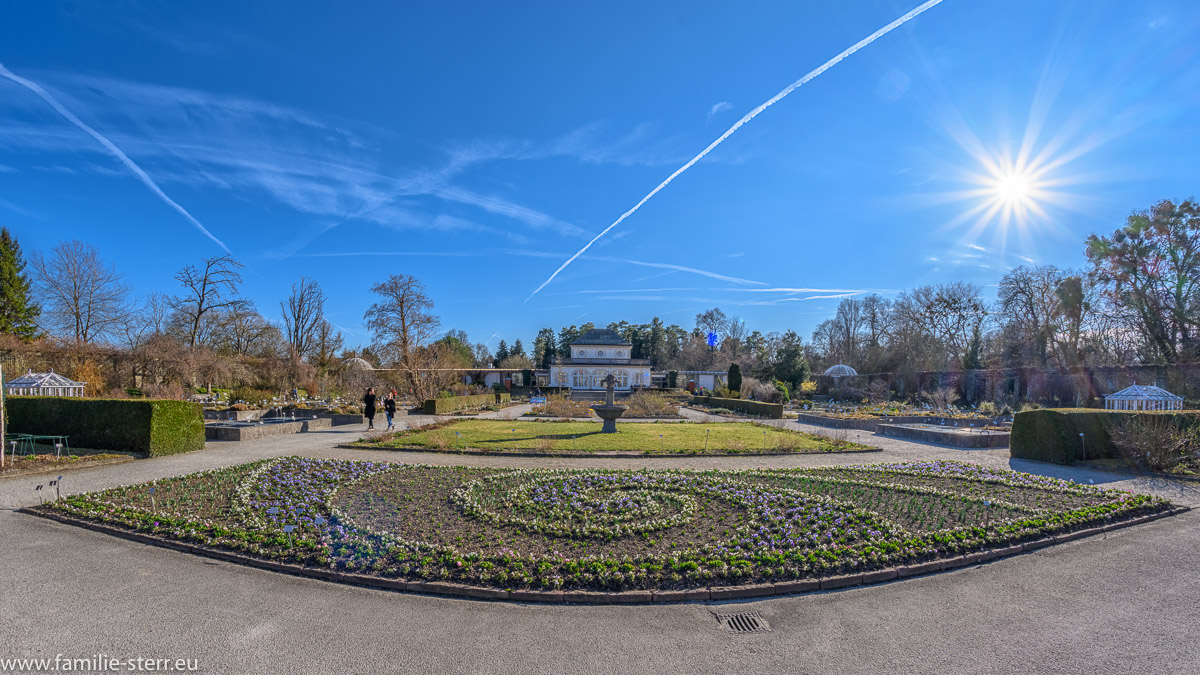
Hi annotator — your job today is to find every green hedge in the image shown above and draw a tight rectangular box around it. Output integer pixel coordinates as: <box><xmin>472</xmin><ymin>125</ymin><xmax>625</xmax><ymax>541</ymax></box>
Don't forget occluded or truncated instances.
<box><xmin>691</xmin><ymin>395</ymin><xmax>784</xmax><ymax>419</ymax></box>
<box><xmin>422</xmin><ymin>393</ymin><xmax>511</xmax><ymax>415</ymax></box>
<box><xmin>6</xmin><ymin>396</ymin><xmax>205</xmax><ymax>456</ymax></box>
<box><xmin>1010</xmin><ymin>408</ymin><xmax>1200</xmax><ymax>464</ymax></box>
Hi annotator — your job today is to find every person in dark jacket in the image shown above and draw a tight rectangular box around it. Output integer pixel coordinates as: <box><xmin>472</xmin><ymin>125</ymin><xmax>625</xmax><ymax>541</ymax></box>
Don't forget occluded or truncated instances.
<box><xmin>363</xmin><ymin>387</ymin><xmax>377</xmax><ymax>430</ymax></box>
<box><xmin>383</xmin><ymin>392</ymin><xmax>397</xmax><ymax>431</ymax></box>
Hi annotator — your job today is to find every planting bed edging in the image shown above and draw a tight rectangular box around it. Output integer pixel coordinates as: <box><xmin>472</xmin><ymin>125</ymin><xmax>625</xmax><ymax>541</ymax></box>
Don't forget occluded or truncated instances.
<box><xmin>205</xmin><ymin>417</ymin><xmax>332</xmax><ymax>441</ymax></box>
<box><xmin>877</xmin><ymin>424</ymin><xmax>1010</xmax><ymax>449</ymax></box>
<box><xmin>793</xmin><ymin>413</ymin><xmax>998</xmax><ymax>432</ymax></box>
<box><xmin>20</xmin><ymin>505</ymin><xmax>1187</xmax><ymax>605</ymax></box>
<box><xmin>334</xmin><ymin>443</ymin><xmax>882</xmax><ymax>458</ymax></box>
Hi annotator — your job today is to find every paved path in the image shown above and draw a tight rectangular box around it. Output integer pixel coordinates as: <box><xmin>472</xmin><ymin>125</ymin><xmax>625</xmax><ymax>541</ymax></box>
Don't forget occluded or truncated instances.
<box><xmin>3</xmin><ymin>421</ymin><xmax>1199</xmax><ymax>674</ymax></box>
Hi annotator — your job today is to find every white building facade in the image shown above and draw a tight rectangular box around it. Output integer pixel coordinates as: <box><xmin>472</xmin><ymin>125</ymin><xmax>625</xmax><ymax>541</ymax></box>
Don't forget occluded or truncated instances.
<box><xmin>549</xmin><ymin>329</ymin><xmax>652</xmax><ymax>391</ymax></box>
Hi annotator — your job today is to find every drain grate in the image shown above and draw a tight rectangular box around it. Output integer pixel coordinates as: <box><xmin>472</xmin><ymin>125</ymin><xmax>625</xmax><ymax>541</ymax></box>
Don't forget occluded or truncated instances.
<box><xmin>717</xmin><ymin>611</ymin><xmax>771</xmax><ymax>634</ymax></box>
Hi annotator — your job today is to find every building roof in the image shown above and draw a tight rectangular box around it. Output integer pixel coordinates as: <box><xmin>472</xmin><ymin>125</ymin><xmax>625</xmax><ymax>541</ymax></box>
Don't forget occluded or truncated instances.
<box><xmin>342</xmin><ymin>357</ymin><xmax>374</xmax><ymax>370</ymax></box>
<box><xmin>1104</xmin><ymin>384</ymin><xmax>1182</xmax><ymax>401</ymax></box>
<box><xmin>5</xmin><ymin>370</ymin><xmax>85</xmax><ymax>388</ymax></box>
<box><xmin>823</xmin><ymin>364</ymin><xmax>858</xmax><ymax>377</ymax></box>
<box><xmin>572</xmin><ymin>328</ymin><xmax>631</xmax><ymax>346</ymax></box>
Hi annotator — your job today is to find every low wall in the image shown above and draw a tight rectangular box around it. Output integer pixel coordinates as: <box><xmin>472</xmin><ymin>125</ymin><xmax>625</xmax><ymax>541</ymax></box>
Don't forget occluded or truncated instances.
<box><xmin>421</xmin><ymin>393</ymin><xmax>511</xmax><ymax>415</ymax></box>
<box><xmin>318</xmin><ymin>413</ymin><xmax>365</xmax><ymax>426</ymax></box>
<box><xmin>690</xmin><ymin>396</ymin><xmax>783</xmax><ymax>419</ymax></box>
<box><xmin>877</xmin><ymin>424</ymin><xmax>1010</xmax><ymax>448</ymax></box>
<box><xmin>205</xmin><ymin>417</ymin><xmax>332</xmax><ymax>441</ymax></box>
<box><xmin>203</xmin><ymin>409</ymin><xmax>268</xmax><ymax>421</ymax></box>
<box><xmin>793</xmin><ymin>413</ymin><xmax>946</xmax><ymax>431</ymax></box>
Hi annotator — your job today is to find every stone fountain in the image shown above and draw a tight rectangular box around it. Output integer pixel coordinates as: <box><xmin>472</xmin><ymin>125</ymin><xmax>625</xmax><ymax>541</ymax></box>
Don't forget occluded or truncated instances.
<box><xmin>592</xmin><ymin>373</ymin><xmax>628</xmax><ymax>433</ymax></box>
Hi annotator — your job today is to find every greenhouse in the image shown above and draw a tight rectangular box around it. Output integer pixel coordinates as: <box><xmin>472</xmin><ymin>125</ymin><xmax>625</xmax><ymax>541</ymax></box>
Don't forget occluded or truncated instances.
<box><xmin>3</xmin><ymin>370</ymin><xmax>86</xmax><ymax>398</ymax></box>
<box><xmin>1103</xmin><ymin>384</ymin><xmax>1184</xmax><ymax>411</ymax></box>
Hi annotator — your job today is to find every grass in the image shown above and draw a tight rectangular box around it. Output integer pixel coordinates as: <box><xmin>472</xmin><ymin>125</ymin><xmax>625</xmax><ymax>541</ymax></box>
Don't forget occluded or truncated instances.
<box><xmin>43</xmin><ymin>457</ymin><xmax>1173</xmax><ymax>592</ymax></box>
<box><xmin>366</xmin><ymin>419</ymin><xmax>869</xmax><ymax>454</ymax></box>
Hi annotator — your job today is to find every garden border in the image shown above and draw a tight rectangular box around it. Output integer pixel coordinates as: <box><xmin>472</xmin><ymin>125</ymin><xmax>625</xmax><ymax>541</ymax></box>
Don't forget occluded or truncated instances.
<box><xmin>19</xmin><ymin>504</ymin><xmax>1188</xmax><ymax>605</ymax></box>
<box><xmin>333</xmin><ymin>443</ymin><xmax>883</xmax><ymax>458</ymax></box>
<box><xmin>0</xmin><ymin>455</ymin><xmax>135</xmax><ymax>480</ymax></box>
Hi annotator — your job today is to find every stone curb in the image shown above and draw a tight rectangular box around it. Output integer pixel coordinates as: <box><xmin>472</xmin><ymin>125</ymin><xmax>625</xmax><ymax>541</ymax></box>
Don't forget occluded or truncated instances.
<box><xmin>18</xmin><ymin>504</ymin><xmax>1189</xmax><ymax>605</ymax></box>
<box><xmin>334</xmin><ymin>444</ymin><xmax>882</xmax><ymax>458</ymax></box>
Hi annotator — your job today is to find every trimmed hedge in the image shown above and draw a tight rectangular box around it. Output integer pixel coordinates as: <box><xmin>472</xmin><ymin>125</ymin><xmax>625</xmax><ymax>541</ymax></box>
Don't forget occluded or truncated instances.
<box><xmin>422</xmin><ymin>393</ymin><xmax>511</xmax><ymax>415</ymax></box>
<box><xmin>1010</xmin><ymin>408</ymin><xmax>1200</xmax><ymax>464</ymax></box>
<box><xmin>6</xmin><ymin>396</ymin><xmax>205</xmax><ymax>456</ymax></box>
<box><xmin>691</xmin><ymin>395</ymin><xmax>784</xmax><ymax>419</ymax></box>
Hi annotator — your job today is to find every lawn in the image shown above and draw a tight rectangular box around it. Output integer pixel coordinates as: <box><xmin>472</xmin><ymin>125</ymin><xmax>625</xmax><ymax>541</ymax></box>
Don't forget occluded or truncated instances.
<box><xmin>366</xmin><ymin>419</ymin><xmax>868</xmax><ymax>454</ymax></box>
<box><xmin>41</xmin><ymin>458</ymin><xmax>1171</xmax><ymax>593</ymax></box>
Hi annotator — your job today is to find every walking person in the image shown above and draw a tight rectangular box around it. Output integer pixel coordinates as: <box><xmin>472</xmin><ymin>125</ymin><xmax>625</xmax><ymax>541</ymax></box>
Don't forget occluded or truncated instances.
<box><xmin>363</xmin><ymin>387</ymin><xmax>377</xmax><ymax>431</ymax></box>
<box><xmin>384</xmin><ymin>392</ymin><xmax>397</xmax><ymax>431</ymax></box>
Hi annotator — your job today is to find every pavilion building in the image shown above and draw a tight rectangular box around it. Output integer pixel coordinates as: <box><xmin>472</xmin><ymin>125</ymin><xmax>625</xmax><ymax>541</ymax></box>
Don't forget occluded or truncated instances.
<box><xmin>549</xmin><ymin>329</ymin><xmax>652</xmax><ymax>391</ymax></box>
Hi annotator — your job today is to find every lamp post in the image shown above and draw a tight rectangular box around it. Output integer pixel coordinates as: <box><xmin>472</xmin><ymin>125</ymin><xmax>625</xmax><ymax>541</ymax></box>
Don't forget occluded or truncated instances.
<box><xmin>1079</xmin><ymin>432</ymin><xmax>1086</xmax><ymax>461</ymax></box>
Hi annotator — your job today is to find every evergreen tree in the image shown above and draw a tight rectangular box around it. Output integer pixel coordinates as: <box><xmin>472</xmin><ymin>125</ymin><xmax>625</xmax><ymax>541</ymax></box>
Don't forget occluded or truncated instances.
<box><xmin>772</xmin><ymin>330</ymin><xmax>811</xmax><ymax>391</ymax></box>
<box><xmin>533</xmin><ymin>327</ymin><xmax>557</xmax><ymax>368</ymax></box>
<box><xmin>494</xmin><ymin>340</ymin><xmax>509</xmax><ymax>367</ymax></box>
<box><xmin>727</xmin><ymin>363</ymin><xmax>742</xmax><ymax>393</ymax></box>
<box><xmin>510</xmin><ymin>338</ymin><xmax>525</xmax><ymax>359</ymax></box>
<box><xmin>0</xmin><ymin>227</ymin><xmax>40</xmax><ymax>340</ymax></box>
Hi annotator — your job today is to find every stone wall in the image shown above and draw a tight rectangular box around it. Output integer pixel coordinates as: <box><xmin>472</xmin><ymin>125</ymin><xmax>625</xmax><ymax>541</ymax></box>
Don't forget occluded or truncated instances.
<box><xmin>818</xmin><ymin>363</ymin><xmax>1200</xmax><ymax>406</ymax></box>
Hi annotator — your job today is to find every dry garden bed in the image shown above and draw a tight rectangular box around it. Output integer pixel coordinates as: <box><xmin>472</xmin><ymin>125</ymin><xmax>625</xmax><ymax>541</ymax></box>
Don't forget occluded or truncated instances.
<box><xmin>358</xmin><ymin>419</ymin><xmax>867</xmax><ymax>455</ymax></box>
<box><xmin>1</xmin><ymin>452</ymin><xmax>131</xmax><ymax>477</ymax></box>
<box><xmin>35</xmin><ymin>458</ymin><xmax>1173</xmax><ymax>596</ymax></box>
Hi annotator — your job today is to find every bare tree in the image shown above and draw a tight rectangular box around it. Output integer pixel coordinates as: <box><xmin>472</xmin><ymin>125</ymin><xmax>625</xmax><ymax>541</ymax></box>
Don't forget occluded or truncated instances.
<box><xmin>695</xmin><ymin>307</ymin><xmax>729</xmax><ymax>338</ymax></box>
<box><xmin>213</xmin><ymin>305</ymin><xmax>282</xmax><ymax>357</ymax></box>
<box><xmin>281</xmin><ymin>276</ymin><xmax>325</xmax><ymax>359</ymax></box>
<box><xmin>311</xmin><ymin>319</ymin><xmax>344</xmax><ymax>394</ymax></box>
<box><xmin>169</xmin><ymin>255</ymin><xmax>245</xmax><ymax>347</ymax></box>
<box><xmin>31</xmin><ymin>240</ymin><xmax>130</xmax><ymax>344</ymax></box>
<box><xmin>363</xmin><ymin>274</ymin><xmax>444</xmax><ymax>400</ymax></box>
<box><xmin>121</xmin><ymin>291</ymin><xmax>172</xmax><ymax>349</ymax></box>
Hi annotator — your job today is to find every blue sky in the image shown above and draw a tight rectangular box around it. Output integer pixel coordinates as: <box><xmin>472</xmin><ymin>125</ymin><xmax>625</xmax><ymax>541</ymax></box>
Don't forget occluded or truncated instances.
<box><xmin>2</xmin><ymin>1</ymin><xmax>1198</xmax><ymax>348</ymax></box>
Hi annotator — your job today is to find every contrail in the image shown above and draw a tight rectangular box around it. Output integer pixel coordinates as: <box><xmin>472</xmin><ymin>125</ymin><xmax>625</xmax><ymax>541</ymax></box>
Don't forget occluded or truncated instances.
<box><xmin>0</xmin><ymin>63</ymin><xmax>232</xmax><ymax>254</ymax></box>
<box><xmin>525</xmin><ymin>0</ymin><xmax>945</xmax><ymax>302</ymax></box>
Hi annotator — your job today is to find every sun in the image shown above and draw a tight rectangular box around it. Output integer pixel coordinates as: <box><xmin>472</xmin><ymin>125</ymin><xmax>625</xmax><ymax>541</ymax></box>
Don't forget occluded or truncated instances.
<box><xmin>993</xmin><ymin>170</ymin><xmax>1033</xmax><ymax>206</ymax></box>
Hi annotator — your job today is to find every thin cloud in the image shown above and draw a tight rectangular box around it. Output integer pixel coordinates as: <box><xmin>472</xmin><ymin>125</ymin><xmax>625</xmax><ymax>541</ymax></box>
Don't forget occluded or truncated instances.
<box><xmin>523</xmin><ymin>0</ymin><xmax>947</xmax><ymax>302</ymax></box>
<box><xmin>966</xmin><ymin>243</ymin><xmax>987</xmax><ymax>251</ymax></box>
<box><xmin>725</xmin><ymin>287</ymin><xmax>873</xmax><ymax>294</ymax></box>
<box><xmin>589</xmin><ymin>257</ymin><xmax>766</xmax><ymax>286</ymax></box>
<box><xmin>708</xmin><ymin>101</ymin><xmax>733</xmax><ymax>119</ymax></box>
<box><xmin>0</xmin><ymin>62</ymin><xmax>232</xmax><ymax>253</ymax></box>
<box><xmin>574</xmin><ymin>287</ymin><xmax>698</xmax><ymax>294</ymax></box>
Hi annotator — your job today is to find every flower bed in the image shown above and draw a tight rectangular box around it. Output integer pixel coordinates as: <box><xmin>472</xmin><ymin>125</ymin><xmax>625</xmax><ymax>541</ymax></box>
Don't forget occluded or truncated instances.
<box><xmin>360</xmin><ymin>419</ymin><xmax>866</xmax><ymax>455</ymax></box>
<box><xmin>40</xmin><ymin>458</ymin><xmax>1172</xmax><ymax>594</ymax></box>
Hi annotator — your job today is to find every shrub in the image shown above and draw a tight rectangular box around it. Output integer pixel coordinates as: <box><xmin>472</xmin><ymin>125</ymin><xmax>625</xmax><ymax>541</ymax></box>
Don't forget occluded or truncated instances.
<box><xmin>798</xmin><ymin>380</ymin><xmax>817</xmax><ymax>396</ymax></box>
<box><xmin>978</xmin><ymin>401</ymin><xmax>998</xmax><ymax>416</ymax></box>
<box><xmin>231</xmin><ymin>386</ymin><xmax>273</xmax><ymax>405</ymax></box>
<box><xmin>7</xmin><ymin>396</ymin><xmax>205</xmax><ymax>456</ymax></box>
<box><xmin>1109</xmin><ymin>416</ymin><xmax>1200</xmax><ymax>472</ymax></box>
<box><xmin>1010</xmin><ymin>409</ymin><xmax>1200</xmax><ymax>465</ymax></box>
<box><xmin>626</xmin><ymin>391</ymin><xmax>679</xmax><ymax>417</ymax></box>
<box><xmin>667</xmin><ymin>371</ymin><xmax>678</xmax><ymax>388</ymax></box>
<box><xmin>691</xmin><ymin>395</ymin><xmax>783</xmax><ymax>419</ymax></box>
<box><xmin>422</xmin><ymin>393</ymin><xmax>511</xmax><ymax>415</ymax></box>
<box><xmin>531</xmin><ymin>395</ymin><xmax>592</xmax><ymax>418</ymax></box>
<box><xmin>773</xmin><ymin>379</ymin><xmax>791</xmax><ymax>403</ymax></box>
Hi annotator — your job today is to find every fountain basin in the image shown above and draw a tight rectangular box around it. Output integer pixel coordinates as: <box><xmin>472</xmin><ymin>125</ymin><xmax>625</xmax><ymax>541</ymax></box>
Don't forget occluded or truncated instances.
<box><xmin>592</xmin><ymin>404</ymin><xmax>628</xmax><ymax>433</ymax></box>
